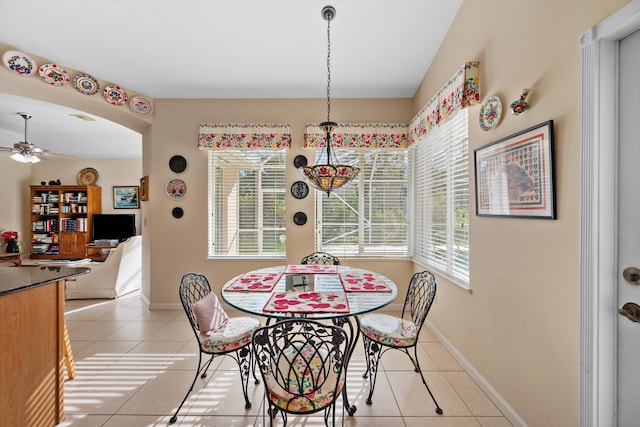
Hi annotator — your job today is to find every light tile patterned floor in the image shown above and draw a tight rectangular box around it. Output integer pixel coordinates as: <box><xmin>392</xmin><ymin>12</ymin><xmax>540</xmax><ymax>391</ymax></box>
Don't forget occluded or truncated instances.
<box><xmin>59</xmin><ymin>292</ymin><xmax>513</xmax><ymax>427</ymax></box>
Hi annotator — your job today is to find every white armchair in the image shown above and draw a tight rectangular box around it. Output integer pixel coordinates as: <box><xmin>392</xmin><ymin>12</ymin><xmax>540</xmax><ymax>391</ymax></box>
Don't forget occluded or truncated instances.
<box><xmin>65</xmin><ymin>235</ymin><xmax>142</xmax><ymax>299</ymax></box>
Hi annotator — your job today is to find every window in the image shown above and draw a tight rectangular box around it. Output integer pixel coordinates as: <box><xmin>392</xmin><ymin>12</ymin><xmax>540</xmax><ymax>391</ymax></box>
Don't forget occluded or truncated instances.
<box><xmin>411</xmin><ymin>109</ymin><xmax>469</xmax><ymax>285</ymax></box>
<box><xmin>316</xmin><ymin>149</ymin><xmax>408</xmax><ymax>257</ymax></box>
<box><xmin>208</xmin><ymin>150</ymin><xmax>286</xmax><ymax>258</ymax></box>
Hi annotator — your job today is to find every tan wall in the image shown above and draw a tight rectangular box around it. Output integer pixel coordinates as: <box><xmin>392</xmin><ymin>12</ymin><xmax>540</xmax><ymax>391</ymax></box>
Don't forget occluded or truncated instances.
<box><xmin>412</xmin><ymin>1</ymin><xmax>629</xmax><ymax>426</ymax></box>
<box><xmin>146</xmin><ymin>98</ymin><xmax>414</xmax><ymax>305</ymax></box>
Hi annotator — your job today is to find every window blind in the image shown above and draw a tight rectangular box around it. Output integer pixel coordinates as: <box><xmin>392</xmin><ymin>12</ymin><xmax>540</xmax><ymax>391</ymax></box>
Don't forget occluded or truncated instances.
<box><xmin>316</xmin><ymin>149</ymin><xmax>408</xmax><ymax>257</ymax></box>
<box><xmin>208</xmin><ymin>150</ymin><xmax>286</xmax><ymax>257</ymax></box>
<box><xmin>411</xmin><ymin>108</ymin><xmax>469</xmax><ymax>284</ymax></box>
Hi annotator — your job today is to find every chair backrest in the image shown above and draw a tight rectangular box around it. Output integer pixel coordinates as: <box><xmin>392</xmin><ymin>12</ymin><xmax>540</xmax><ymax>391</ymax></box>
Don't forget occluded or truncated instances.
<box><xmin>401</xmin><ymin>271</ymin><xmax>437</xmax><ymax>335</ymax></box>
<box><xmin>300</xmin><ymin>251</ymin><xmax>341</xmax><ymax>265</ymax></box>
<box><xmin>178</xmin><ymin>272</ymin><xmax>212</xmax><ymax>336</ymax></box>
<box><xmin>252</xmin><ymin>318</ymin><xmax>349</xmax><ymax>414</ymax></box>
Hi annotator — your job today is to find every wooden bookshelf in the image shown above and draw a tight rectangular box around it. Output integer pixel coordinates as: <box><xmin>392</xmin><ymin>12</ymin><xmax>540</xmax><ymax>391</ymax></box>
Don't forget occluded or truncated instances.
<box><xmin>30</xmin><ymin>185</ymin><xmax>102</xmax><ymax>259</ymax></box>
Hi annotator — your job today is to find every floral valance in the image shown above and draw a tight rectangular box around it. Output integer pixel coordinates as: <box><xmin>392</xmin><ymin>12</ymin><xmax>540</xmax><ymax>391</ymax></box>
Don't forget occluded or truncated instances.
<box><xmin>409</xmin><ymin>61</ymin><xmax>480</xmax><ymax>145</ymax></box>
<box><xmin>198</xmin><ymin>123</ymin><xmax>291</xmax><ymax>149</ymax></box>
<box><xmin>303</xmin><ymin>123</ymin><xmax>408</xmax><ymax>149</ymax></box>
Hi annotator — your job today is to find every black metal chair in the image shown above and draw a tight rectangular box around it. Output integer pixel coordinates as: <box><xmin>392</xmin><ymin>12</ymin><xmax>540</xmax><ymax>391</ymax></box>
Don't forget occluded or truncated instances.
<box><xmin>359</xmin><ymin>270</ymin><xmax>443</xmax><ymax>414</ymax></box>
<box><xmin>170</xmin><ymin>272</ymin><xmax>260</xmax><ymax>424</ymax></box>
<box><xmin>252</xmin><ymin>318</ymin><xmax>349</xmax><ymax>427</ymax></box>
<box><xmin>300</xmin><ymin>251</ymin><xmax>341</xmax><ymax>265</ymax></box>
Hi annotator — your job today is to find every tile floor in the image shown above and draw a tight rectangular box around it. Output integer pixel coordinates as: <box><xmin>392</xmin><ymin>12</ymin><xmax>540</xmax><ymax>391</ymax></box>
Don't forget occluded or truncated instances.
<box><xmin>60</xmin><ymin>292</ymin><xmax>513</xmax><ymax>427</ymax></box>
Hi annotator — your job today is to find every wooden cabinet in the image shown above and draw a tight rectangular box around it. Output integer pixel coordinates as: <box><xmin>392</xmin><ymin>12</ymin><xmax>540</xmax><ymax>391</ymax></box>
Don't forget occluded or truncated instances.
<box><xmin>30</xmin><ymin>185</ymin><xmax>101</xmax><ymax>259</ymax></box>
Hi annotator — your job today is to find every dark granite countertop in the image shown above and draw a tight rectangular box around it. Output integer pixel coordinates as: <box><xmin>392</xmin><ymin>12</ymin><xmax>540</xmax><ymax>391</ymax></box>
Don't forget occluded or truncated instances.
<box><xmin>0</xmin><ymin>266</ymin><xmax>90</xmax><ymax>296</ymax></box>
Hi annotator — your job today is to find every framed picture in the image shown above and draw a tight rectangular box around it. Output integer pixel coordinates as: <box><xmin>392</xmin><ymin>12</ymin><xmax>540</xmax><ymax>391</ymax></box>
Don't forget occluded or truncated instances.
<box><xmin>113</xmin><ymin>186</ymin><xmax>140</xmax><ymax>209</ymax></box>
<box><xmin>139</xmin><ymin>175</ymin><xmax>149</xmax><ymax>201</ymax></box>
<box><xmin>474</xmin><ymin>120</ymin><xmax>556</xmax><ymax>219</ymax></box>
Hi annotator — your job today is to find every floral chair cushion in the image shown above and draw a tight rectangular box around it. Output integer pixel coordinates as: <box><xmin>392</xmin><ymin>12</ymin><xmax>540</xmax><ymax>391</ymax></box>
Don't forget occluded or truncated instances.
<box><xmin>359</xmin><ymin>313</ymin><xmax>418</xmax><ymax>347</ymax></box>
<box><xmin>264</xmin><ymin>344</ymin><xmax>344</xmax><ymax>413</ymax></box>
<box><xmin>200</xmin><ymin>316</ymin><xmax>260</xmax><ymax>353</ymax></box>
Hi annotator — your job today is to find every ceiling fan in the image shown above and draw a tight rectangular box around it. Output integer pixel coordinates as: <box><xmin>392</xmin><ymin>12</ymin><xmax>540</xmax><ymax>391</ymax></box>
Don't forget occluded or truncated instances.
<box><xmin>0</xmin><ymin>112</ymin><xmax>75</xmax><ymax>163</ymax></box>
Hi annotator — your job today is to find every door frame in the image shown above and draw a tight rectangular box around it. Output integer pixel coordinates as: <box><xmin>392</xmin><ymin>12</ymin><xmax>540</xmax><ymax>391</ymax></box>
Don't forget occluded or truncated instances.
<box><xmin>580</xmin><ymin>2</ymin><xmax>640</xmax><ymax>425</ymax></box>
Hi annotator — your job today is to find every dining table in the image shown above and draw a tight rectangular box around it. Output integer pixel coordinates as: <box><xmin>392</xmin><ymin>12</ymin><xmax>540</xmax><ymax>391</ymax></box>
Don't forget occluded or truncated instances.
<box><xmin>221</xmin><ymin>264</ymin><xmax>398</xmax><ymax>416</ymax></box>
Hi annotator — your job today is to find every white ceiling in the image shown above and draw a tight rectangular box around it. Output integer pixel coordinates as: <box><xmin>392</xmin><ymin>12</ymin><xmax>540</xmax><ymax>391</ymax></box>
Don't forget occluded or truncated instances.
<box><xmin>0</xmin><ymin>0</ymin><xmax>463</xmax><ymax>159</ymax></box>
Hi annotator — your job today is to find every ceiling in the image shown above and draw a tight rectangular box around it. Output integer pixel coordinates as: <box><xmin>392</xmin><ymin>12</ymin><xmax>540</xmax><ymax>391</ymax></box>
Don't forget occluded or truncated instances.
<box><xmin>0</xmin><ymin>0</ymin><xmax>463</xmax><ymax>159</ymax></box>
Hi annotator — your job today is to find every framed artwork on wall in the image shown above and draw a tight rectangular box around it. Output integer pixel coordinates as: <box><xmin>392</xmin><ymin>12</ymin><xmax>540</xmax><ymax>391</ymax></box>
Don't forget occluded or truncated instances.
<box><xmin>113</xmin><ymin>186</ymin><xmax>140</xmax><ymax>209</ymax></box>
<box><xmin>474</xmin><ymin>120</ymin><xmax>556</xmax><ymax>219</ymax></box>
<box><xmin>139</xmin><ymin>175</ymin><xmax>149</xmax><ymax>201</ymax></box>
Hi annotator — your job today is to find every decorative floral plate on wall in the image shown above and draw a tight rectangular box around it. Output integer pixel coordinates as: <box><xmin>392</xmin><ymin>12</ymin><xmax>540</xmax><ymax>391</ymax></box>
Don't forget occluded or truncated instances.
<box><xmin>479</xmin><ymin>95</ymin><xmax>503</xmax><ymax>132</ymax></box>
<box><xmin>2</xmin><ymin>50</ymin><xmax>37</xmax><ymax>76</ymax></box>
<box><xmin>73</xmin><ymin>73</ymin><xmax>100</xmax><ymax>95</ymax></box>
<box><xmin>103</xmin><ymin>85</ymin><xmax>128</xmax><ymax>106</ymax></box>
<box><xmin>166</xmin><ymin>178</ymin><xmax>187</xmax><ymax>200</ymax></box>
<box><xmin>38</xmin><ymin>64</ymin><xmax>70</xmax><ymax>86</ymax></box>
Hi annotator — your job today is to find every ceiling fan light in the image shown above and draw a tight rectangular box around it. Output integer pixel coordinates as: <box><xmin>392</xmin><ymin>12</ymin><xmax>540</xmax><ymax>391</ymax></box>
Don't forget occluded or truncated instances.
<box><xmin>11</xmin><ymin>152</ymin><xmax>40</xmax><ymax>163</ymax></box>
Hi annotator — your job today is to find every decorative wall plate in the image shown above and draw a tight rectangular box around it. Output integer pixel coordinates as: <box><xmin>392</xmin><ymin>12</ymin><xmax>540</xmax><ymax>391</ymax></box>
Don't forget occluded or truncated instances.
<box><xmin>103</xmin><ymin>85</ymin><xmax>128</xmax><ymax>106</ymax></box>
<box><xmin>2</xmin><ymin>50</ymin><xmax>37</xmax><ymax>76</ymax></box>
<box><xmin>291</xmin><ymin>181</ymin><xmax>309</xmax><ymax>199</ymax></box>
<box><xmin>293</xmin><ymin>212</ymin><xmax>307</xmax><ymax>226</ymax></box>
<box><xmin>38</xmin><ymin>63</ymin><xmax>70</xmax><ymax>86</ymax></box>
<box><xmin>172</xmin><ymin>207</ymin><xmax>184</xmax><ymax>218</ymax></box>
<box><xmin>77</xmin><ymin>167</ymin><xmax>99</xmax><ymax>185</ymax></box>
<box><xmin>129</xmin><ymin>96</ymin><xmax>153</xmax><ymax>116</ymax></box>
<box><xmin>169</xmin><ymin>155</ymin><xmax>187</xmax><ymax>173</ymax></box>
<box><xmin>166</xmin><ymin>178</ymin><xmax>187</xmax><ymax>200</ymax></box>
<box><xmin>293</xmin><ymin>155</ymin><xmax>308</xmax><ymax>168</ymax></box>
<box><xmin>73</xmin><ymin>73</ymin><xmax>100</xmax><ymax>95</ymax></box>
<box><xmin>479</xmin><ymin>95</ymin><xmax>503</xmax><ymax>131</ymax></box>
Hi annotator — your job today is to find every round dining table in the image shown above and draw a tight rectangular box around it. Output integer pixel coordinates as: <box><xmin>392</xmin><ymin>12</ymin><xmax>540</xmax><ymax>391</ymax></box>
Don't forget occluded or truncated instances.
<box><xmin>221</xmin><ymin>264</ymin><xmax>398</xmax><ymax>416</ymax></box>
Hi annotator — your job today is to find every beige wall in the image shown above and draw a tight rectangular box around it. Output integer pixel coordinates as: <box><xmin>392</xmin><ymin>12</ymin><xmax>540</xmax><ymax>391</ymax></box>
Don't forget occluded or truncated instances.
<box><xmin>0</xmin><ymin>1</ymin><xmax>631</xmax><ymax>425</ymax></box>
<box><xmin>412</xmin><ymin>1</ymin><xmax>629</xmax><ymax>426</ymax></box>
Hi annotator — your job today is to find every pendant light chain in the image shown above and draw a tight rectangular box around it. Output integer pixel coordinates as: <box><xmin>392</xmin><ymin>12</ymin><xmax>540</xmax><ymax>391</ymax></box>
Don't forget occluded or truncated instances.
<box><xmin>326</xmin><ymin>11</ymin><xmax>332</xmax><ymax>123</ymax></box>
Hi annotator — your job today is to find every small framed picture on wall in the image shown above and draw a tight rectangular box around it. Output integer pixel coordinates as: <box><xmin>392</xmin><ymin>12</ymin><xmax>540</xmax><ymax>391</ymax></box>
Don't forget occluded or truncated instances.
<box><xmin>113</xmin><ymin>186</ymin><xmax>140</xmax><ymax>209</ymax></box>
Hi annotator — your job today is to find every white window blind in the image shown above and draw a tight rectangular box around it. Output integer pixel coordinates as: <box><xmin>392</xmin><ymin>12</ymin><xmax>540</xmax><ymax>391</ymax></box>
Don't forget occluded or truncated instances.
<box><xmin>208</xmin><ymin>150</ymin><xmax>286</xmax><ymax>258</ymax></box>
<box><xmin>316</xmin><ymin>149</ymin><xmax>408</xmax><ymax>257</ymax></box>
<box><xmin>411</xmin><ymin>109</ymin><xmax>469</xmax><ymax>285</ymax></box>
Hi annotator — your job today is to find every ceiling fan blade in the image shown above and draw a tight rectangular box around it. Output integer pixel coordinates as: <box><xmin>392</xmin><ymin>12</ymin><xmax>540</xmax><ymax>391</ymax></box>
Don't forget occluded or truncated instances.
<box><xmin>41</xmin><ymin>151</ymin><xmax>76</xmax><ymax>160</ymax></box>
<box><xmin>0</xmin><ymin>146</ymin><xmax>16</xmax><ymax>152</ymax></box>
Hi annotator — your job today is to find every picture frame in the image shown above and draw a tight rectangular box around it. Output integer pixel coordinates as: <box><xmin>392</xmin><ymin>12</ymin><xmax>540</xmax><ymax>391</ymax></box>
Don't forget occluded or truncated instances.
<box><xmin>474</xmin><ymin>120</ymin><xmax>556</xmax><ymax>219</ymax></box>
<box><xmin>139</xmin><ymin>175</ymin><xmax>149</xmax><ymax>201</ymax></box>
<box><xmin>113</xmin><ymin>186</ymin><xmax>140</xmax><ymax>209</ymax></box>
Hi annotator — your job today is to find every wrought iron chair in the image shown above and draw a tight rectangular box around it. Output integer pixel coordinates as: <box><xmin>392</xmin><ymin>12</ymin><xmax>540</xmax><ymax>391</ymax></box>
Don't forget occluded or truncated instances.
<box><xmin>169</xmin><ymin>272</ymin><xmax>261</xmax><ymax>424</ymax></box>
<box><xmin>300</xmin><ymin>251</ymin><xmax>341</xmax><ymax>265</ymax></box>
<box><xmin>359</xmin><ymin>270</ymin><xmax>443</xmax><ymax>414</ymax></box>
<box><xmin>252</xmin><ymin>318</ymin><xmax>349</xmax><ymax>427</ymax></box>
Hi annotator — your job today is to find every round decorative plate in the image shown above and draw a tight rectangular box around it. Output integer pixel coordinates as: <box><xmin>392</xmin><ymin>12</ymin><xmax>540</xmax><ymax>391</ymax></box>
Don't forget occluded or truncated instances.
<box><xmin>2</xmin><ymin>50</ymin><xmax>37</xmax><ymax>76</ymax></box>
<box><xmin>293</xmin><ymin>154</ymin><xmax>308</xmax><ymax>168</ymax></box>
<box><xmin>169</xmin><ymin>155</ymin><xmax>187</xmax><ymax>173</ymax></box>
<box><xmin>129</xmin><ymin>96</ymin><xmax>153</xmax><ymax>116</ymax></box>
<box><xmin>103</xmin><ymin>85</ymin><xmax>128</xmax><ymax>106</ymax></box>
<box><xmin>172</xmin><ymin>207</ymin><xmax>184</xmax><ymax>218</ymax></box>
<box><xmin>166</xmin><ymin>178</ymin><xmax>187</xmax><ymax>200</ymax></box>
<box><xmin>73</xmin><ymin>73</ymin><xmax>100</xmax><ymax>95</ymax></box>
<box><xmin>38</xmin><ymin>63</ymin><xmax>70</xmax><ymax>86</ymax></box>
<box><xmin>479</xmin><ymin>95</ymin><xmax>503</xmax><ymax>132</ymax></box>
<box><xmin>77</xmin><ymin>167</ymin><xmax>99</xmax><ymax>185</ymax></box>
<box><xmin>291</xmin><ymin>181</ymin><xmax>309</xmax><ymax>199</ymax></box>
<box><xmin>293</xmin><ymin>212</ymin><xmax>308</xmax><ymax>226</ymax></box>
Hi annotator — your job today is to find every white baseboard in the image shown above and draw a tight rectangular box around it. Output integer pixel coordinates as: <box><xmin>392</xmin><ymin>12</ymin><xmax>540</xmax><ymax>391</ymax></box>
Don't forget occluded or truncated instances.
<box><xmin>425</xmin><ymin>320</ymin><xmax>528</xmax><ymax>427</ymax></box>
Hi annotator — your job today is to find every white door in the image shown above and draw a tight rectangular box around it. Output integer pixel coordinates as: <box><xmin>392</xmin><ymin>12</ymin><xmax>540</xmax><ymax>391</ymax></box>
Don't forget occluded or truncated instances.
<box><xmin>617</xmin><ymin>27</ymin><xmax>640</xmax><ymax>426</ymax></box>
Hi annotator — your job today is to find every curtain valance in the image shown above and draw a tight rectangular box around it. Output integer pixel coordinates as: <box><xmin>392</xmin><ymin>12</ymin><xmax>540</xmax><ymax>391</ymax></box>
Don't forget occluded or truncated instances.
<box><xmin>303</xmin><ymin>123</ymin><xmax>408</xmax><ymax>149</ymax></box>
<box><xmin>409</xmin><ymin>61</ymin><xmax>480</xmax><ymax>145</ymax></box>
<box><xmin>198</xmin><ymin>123</ymin><xmax>291</xmax><ymax>150</ymax></box>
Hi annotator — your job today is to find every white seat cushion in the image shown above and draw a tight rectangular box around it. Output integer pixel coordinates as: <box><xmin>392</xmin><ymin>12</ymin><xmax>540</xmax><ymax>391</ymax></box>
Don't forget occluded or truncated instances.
<box><xmin>359</xmin><ymin>313</ymin><xmax>417</xmax><ymax>347</ymax></box>
<box><xmin>200</xmin><ymin>316</ymin><xmax>260</xmax><ymax>353</ymax></box>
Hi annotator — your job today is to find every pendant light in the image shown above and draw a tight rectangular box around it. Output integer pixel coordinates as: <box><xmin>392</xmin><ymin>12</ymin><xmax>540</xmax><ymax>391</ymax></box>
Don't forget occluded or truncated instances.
<box><xmin>299</xmin><ymin>5</ymin><xmax>360</xmax><ymax>196</ymax></box>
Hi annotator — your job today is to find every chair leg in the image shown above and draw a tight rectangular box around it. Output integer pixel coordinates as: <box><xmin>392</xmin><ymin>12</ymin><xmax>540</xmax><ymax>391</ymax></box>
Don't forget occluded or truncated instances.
<box><xmin>169</xmin><ymin>351</ymin><xmax>204</xmax><ymax>424</ymax></box>
<box><xmin>410</xmin><ymin>346</ymin><xmax>443</xmax><ymax>415</ymax></box>
<box><xmin>236</xmin><ymin>345</ymin><xmax>253</xmax><ymax>409</ymax></box>
<box><xmin>361</xmin><ymin>336</ymin><xmax>383</xmax><ymax>405</ymax></box>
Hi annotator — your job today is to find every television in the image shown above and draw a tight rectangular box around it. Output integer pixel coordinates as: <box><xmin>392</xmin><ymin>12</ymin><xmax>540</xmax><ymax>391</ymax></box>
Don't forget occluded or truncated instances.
<box><xmin>92</xmin><ymin>214</ymin><xmax>136</xmax><ymax>243</ymax></box>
